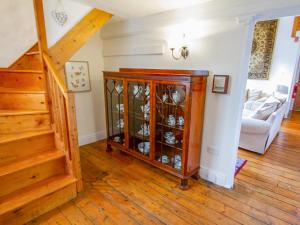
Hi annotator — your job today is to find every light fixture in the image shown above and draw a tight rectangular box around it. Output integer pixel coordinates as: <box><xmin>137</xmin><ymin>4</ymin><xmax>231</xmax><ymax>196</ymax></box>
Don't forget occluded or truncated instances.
<box><xmin>169</xmin><ymin>33</ymin><xmax>189</xmax><ymax>60</ymax></box>
<box><xmin>170</xmin><ymin>46</ymin><xmax>189</xmax><ymax>60</ymax></box>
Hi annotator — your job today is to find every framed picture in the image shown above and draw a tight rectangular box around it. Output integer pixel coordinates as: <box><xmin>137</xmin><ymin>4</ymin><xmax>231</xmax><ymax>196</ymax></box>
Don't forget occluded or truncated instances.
<box><xmin>212</xmin><ymin>75</ymin><xmax>229</xmax><ymax>94</ymax></box>
<box><xmin>65</xmin><ymin>61</ymin><xmax>91</xmax><ymax>92</ymax></box>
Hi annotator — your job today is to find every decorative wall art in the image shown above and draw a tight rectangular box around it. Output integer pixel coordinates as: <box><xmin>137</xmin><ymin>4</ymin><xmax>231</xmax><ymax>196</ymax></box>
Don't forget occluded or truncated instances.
<box><xmin>65</xmin><ymin>61</ymin><xmax>91</xmax><ymax>92</ymax></box>
<box><xmin>212</xmin><ymin>75</ymin><xmax>229</xmax><ymax>94</ymax></box>
<box><xmin>51</xmin><ymin>0</ymin><xmax>68</xmax><ymax>26</ymax></box>
<box><xmin>248</xmin><ymin>20</ymin><xmax>278</xmax><ymax>80</ymax></box>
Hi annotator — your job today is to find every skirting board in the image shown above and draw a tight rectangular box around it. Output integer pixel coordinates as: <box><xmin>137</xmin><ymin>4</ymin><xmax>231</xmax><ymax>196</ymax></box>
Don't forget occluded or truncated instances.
<box><xmin>78</xmin><ymin>130</ymin><xmax>106</xmax><ymax>146</ymax></box>
<box><xmin>200</xmin><ymin>166</ymin><xmax>233</xmax><ymax>189</ymax></box>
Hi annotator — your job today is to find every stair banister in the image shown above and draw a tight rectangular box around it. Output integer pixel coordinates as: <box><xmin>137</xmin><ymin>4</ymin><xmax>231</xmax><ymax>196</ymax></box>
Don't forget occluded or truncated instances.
<box><xmin>43</xmin><ymin>52</ymin><xmax>83</xmax><ymax>192</ymax></box>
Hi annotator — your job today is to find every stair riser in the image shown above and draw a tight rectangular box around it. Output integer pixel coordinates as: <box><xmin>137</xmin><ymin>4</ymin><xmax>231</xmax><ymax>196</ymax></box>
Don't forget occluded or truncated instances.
<box><xmin>0</xmin><ymin>157</ymin><xmax>66</xmax><ymax>198</ymax></box>
<box><xmin>0</xmin><ymin>183</ymin><xmax>76</xmax><ymax>225</ymax></box>
<box><xmin>0</xmin><ymin>93</ymin><xmax>48</xmax><ymax>110</ymax></box>
<box><xmin>0</xmin><ymin>72</ymin><xmax>45</xmax><ymax>92</ymax></box>
<box><xmin>0</xmin><ymin>133</ymin><xmax>55</xmax><ymax>166</ymax></box>
<box><xmin>10</xmin><ymin>55</ymin><xmax>42</xmax><ymax>71</ymax></box>
<box><xmin>0</xmin><ymin>113</ymin><xmax>51</xmax><ymax>134</ymax></box>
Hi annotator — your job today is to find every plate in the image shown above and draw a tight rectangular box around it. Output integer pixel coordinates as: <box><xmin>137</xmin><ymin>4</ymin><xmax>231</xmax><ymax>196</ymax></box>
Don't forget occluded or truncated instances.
<box><xmin>138</xmin><ymin>142</ymin><xmax>150</xmax><ymax>154</ymax></box>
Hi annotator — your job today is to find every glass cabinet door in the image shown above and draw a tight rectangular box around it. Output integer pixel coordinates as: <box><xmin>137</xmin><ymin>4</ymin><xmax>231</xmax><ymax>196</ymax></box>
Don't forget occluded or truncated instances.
<box><xmin>106</xmin><ymin>79</ymin><xmax>125</xmax><ymax>145</ymax></box>
<box><xmin>155</xmin><ymin>83</ymin><xmax>186</xmax><ymax>171</ymax></box>
<box><xmin>128</xmin><ymin>81</ymin><xmax>151</xmax><ymax>157</ymax></box>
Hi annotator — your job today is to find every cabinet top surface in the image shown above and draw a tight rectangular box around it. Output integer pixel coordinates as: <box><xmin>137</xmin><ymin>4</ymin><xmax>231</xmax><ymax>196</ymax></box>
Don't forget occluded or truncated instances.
<box><xmin>103</xmin><ymin>68</ymin><xmax>209</xmax><ymax>79</ymax></box>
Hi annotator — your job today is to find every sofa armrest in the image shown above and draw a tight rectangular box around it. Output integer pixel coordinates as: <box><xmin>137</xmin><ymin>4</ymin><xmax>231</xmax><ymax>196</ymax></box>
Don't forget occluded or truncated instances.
<box><xmin>241</xmin><ymin>118</ymin><xmax>271</xmax><ymax>134</ymax></box>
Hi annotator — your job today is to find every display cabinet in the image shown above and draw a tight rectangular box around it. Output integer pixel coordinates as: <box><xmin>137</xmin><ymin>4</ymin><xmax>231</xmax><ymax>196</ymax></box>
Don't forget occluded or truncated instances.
<box><xmin>103</xmin><ymin>68</ymin><xmax>208</xmax><ymax>189</ymax></box>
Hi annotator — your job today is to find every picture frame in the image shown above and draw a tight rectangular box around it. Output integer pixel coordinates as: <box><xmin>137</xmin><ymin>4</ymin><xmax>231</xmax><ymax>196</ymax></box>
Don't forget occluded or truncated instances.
<box><xmin>65</xmin><ymin>61</ymin><xmax>91</xmax><ymax>92</ymax></box>
<box><xmin>212</xmin><ymin>75</ymin><xmax>229</xmax><ymax>94</ymax></box>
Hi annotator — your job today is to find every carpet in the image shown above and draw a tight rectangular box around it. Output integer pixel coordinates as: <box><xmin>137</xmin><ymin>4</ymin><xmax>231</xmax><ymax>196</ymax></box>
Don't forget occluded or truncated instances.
<box><xmin>235</xmin><ymin>158</ymin><xmax>247</xmax><ymax>176</ymax></box>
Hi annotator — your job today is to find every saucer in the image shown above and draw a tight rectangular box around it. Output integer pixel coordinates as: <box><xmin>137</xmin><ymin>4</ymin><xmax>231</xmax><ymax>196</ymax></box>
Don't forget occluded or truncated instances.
<box><xmin>138</xmin><ymin>142</ymin><xmax>150</xmax><ymax>154</ymax></box>
<box><xmin>159</xmin><ymin>155</ymin><xmax>170</xmax><ymax>164</ymax></box>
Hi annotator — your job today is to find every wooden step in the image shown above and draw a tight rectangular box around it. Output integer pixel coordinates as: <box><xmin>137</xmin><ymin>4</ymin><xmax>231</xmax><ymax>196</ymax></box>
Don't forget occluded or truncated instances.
<box><xmin>0</xmin><ymin>70</ymin><xmax>45</xmax><ymax>92</ymax></box>
<box><xmin>0</xmin><ymin>175</ymin><xmax>76</xmax><ymax>225</ymax></box>
<box><xmin>0</xmin><ymin>93</ymin><xmax>48</xmax><ymax>110</ymax></box>
<box><xmin>0</xmin><ymin>130</ymin><xmax>55</xmax><ymax>166</ymax></box>
<box><xmin>0</xmin><ymin>110</ymin><xmax>51</xmax><ymax>134</ymax></box>
<box><xmin>0</xmin><ymin>150</ymin><xmax>66</xmax><ymax>198</ymax></box>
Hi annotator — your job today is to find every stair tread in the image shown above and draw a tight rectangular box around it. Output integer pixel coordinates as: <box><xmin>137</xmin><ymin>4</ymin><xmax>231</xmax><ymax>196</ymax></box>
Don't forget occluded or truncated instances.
<box><xmin>0</xmin><ymin>130</ymin><xmax>54</xmax><ymax>144</ymax></box>
<box><xmin>0</xmin><ymin>89</ymin><xmax>46</xmax><ymax>94</ymax></box>
<box><xmin>0</xmin><ymin>109</ymin><xmax>49</xmax><ymax>116</ymax></box>
<box><xmin>0</xmin><ymin>69</ymin><xmax>43</xmax><ymax>74</ymax></box>
<box><xmin>0</xmin><ymin>150</ymin><xmax>65</xmax><ymax>177</ymax></box>
<box><xmin>0</xmin><ymin>175</ymin><xmax>76</xmax><ymax>215</ymax></box>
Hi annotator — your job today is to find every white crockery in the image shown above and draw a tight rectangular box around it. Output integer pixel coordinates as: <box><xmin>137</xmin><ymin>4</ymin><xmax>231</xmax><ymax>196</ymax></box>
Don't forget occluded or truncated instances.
<box><xmin>137</xmin><ymin>123</ymin><xmax>150</xmax><ymax>136</ymax></box>
<box><xmin>177</xmin><ymin>116</ymin><xmax>184</xmax><ymax>126</ymax></box>
<box><xmin>133</xmin><ymin>85</ymin><xmax>143</xmax><ymax>97</ymax></box>
<box><xmin>116</xmin><ymin>119</ymin><xmax>124</xmax><ymax>129</ymax></box>
<box><xmin>167</xmin><ymin>115</ymin><xmax>176</xmax><ymax>126</ymax></box>
<box><xmin>138</xmin><ymin>142</ymin><xmax>150</xmax><ymax>154</ymax></box>
<box><xmin>162</xmin><ymin>93</ymin><xmax>168</xmax><ymax>102</ymax></box>
<box><xmin>116</xmin><ymin>104</ymin><xmax>124</xmax><ymax>113</ymax></box>
<box><xmin>172</xmin><ymin>90</ymin><xmax>181</xmax><ymax>104</ymax></box>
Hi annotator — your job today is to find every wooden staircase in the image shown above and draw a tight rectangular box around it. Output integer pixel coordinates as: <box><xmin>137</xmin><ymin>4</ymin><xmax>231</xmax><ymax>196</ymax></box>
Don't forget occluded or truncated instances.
<box><xmin>0</xmin><ymin>0</ymin><xmax>111</xmax><ymax>223</ymax></box>
<box><xmin>0</xmin><ymin>55</ymin><xmax>81</xmax><ymax>224</ymax></box>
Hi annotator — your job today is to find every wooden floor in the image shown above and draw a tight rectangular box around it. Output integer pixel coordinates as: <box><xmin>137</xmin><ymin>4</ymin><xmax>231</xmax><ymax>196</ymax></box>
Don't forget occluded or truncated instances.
<box><xmin>26</xmin><ymin>112</ymin><xmax>300</xmax><ymax>225</ymax></box>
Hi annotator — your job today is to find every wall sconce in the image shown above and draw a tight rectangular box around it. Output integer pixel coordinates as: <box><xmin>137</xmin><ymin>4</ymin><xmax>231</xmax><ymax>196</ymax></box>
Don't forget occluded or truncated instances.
<box><xmin>169</xmin><ymin>33</ymin><xmax>189</xmax><ymax>60</ymax></box>
<box><xmin>170</xmin><ymin>46</ymin><xmax>189</xmax><ymax>60</ymax></box>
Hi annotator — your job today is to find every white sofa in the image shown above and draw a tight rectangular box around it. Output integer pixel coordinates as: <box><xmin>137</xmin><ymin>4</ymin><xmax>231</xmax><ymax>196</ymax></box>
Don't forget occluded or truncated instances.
<box><xmin>239</xmin><ymin>86</ymin><xmax>288</xmax><ymax>154</ymax></box>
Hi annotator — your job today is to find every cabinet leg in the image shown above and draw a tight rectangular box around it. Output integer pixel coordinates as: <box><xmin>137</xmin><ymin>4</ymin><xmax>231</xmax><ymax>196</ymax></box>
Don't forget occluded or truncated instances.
<box><xmin>106</xmin><ymin>143</ymin><xmax>112</xmax><ymax>152</ymax></box>
<box><xmin>192</xmin><ymin>171</ymin><xmax>200</xmax><ymax>180</ymax></box>
<box><xmin>179</xmin><ymin>179</ymin><xmax>189</xmax><ymax>190</ymax></box>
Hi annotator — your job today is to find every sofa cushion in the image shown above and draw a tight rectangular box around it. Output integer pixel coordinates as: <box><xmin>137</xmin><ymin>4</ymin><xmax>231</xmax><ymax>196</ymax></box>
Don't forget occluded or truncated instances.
<box><xmin>248</xmin><ymin>89</ymin><xmax>262</xmax><ymax>101</ymax></box>
<box><xmin>251</xmin><ymin>105</ymin><xmax>277</xmax><ymax>120</ymax></box>
<box><xmin>274</xmin><ymin>92</ymin><xmax>287</xmax><ymax>106</ymax></box>
<box><xmin>264</xmin><ymin>96</ymin><xmax>281</xmax><ymax>108</ymax></box>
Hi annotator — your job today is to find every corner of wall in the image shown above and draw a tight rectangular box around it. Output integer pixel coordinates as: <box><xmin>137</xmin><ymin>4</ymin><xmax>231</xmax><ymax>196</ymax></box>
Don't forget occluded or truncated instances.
<box><xmin>200</xmin><ymin>166</ymin><xmax>233</xmax><ymax>189</ymax></box>
<box><xmin>78</xmin><ymin>130</ymin><xmax>106</xmax><ymax>146</ymax></box>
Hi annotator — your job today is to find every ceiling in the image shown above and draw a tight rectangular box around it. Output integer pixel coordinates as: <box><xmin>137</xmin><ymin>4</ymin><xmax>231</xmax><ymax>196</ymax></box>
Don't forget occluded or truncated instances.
<box><xmin>72</xmin><ymin>0</ymin><xmax>213</xmax><ymax>19</ymax></box>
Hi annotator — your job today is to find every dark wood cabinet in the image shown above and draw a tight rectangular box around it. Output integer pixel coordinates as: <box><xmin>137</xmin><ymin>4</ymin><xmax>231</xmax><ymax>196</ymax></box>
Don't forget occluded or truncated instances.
<box><xmin>103</xmin><ymin>68</ymin><xmax>208</xmax><ymax>189</ymax></box>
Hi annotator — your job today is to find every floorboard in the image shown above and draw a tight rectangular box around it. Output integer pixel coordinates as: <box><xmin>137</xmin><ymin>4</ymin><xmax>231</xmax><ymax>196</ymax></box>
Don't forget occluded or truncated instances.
<box><xmin>26</xmin><ymin>112</ymin><xmax>300</xmax><ymax>225</ymax></box>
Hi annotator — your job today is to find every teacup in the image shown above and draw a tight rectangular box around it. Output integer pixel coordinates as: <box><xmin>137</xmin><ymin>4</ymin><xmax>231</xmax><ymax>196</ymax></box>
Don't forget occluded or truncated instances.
<box><xmin>165</xmin><ymin>136</ymin><xmax>176</xmax><ymax>144</ymax></box>
<box><xmin>177</xmin><ymin>116</ymin><xmax>184</xmax><ymax>126</ymax></box>
<box><xmin>172</xmin><ymin>90</ymin><xmax>181</xmax><ymax>104</ymax></box>
<box><xmin>138</xmin><ymin>142</ymin><xmax>150</xmax><ymax>154</ymax></box>
<box><xmin>138</xmin><ymin>123</ymin><xmax>150</xmax><ymax>136</ymax></box>
<box><xmin>160</xmin><ymin>155</ymin><xmax>170</xmax><ymax>164</ymax></box>
<box><xmin>141</xmin><ymin>102</ymin><xmax>150</xmax><ymax>114</ymax></box>
<box><xmin>164</xmin><ymin>132</ymin><xmax>174</xmax><ymax>139</ymax></box>
<box><xmin>167</xmin><ymin>115</ymin><xmax>176</xmax><ymax>126</ymax></box>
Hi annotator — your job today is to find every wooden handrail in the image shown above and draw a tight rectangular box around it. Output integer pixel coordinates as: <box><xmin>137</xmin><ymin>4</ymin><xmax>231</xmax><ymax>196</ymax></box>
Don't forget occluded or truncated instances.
<box><xmin>43</xmin><ymin>53</ymin><xmax>68</xmax><ymax>95</ymax></box>
<box><xmin>43</xmin><ymin>52</ymin><xmax>83</xmax><ymax>192</ymax></box>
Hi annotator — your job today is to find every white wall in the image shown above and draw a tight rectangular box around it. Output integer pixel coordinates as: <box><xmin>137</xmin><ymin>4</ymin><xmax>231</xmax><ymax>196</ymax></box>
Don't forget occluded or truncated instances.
<box><xmin>0</xmin><ymin>0</ymin><xmax>37</xmax><ymax>67</ymax></box>
<box><xmin>100</xmin><ymin>1</ymin><xmax>300</xmax><ymax>188</ymax></box>
<box><xmin>69</xmin><ymin>31</ymin><xmax>107</xmax><ymax>146</ymax></box>
<box><xmin>43</xmin><ymin>0</ymin><xmax>91</xmax><ymax>47</ymax></box>
<box><xmin>247</xmin><ymin>16</ymin><xmax>300</xmax><ymax>94</ymax></box>
<box><xmin>102</xmin><ymin>21</ymin><xmax>249</xmax><ymax>188</ymax></box>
